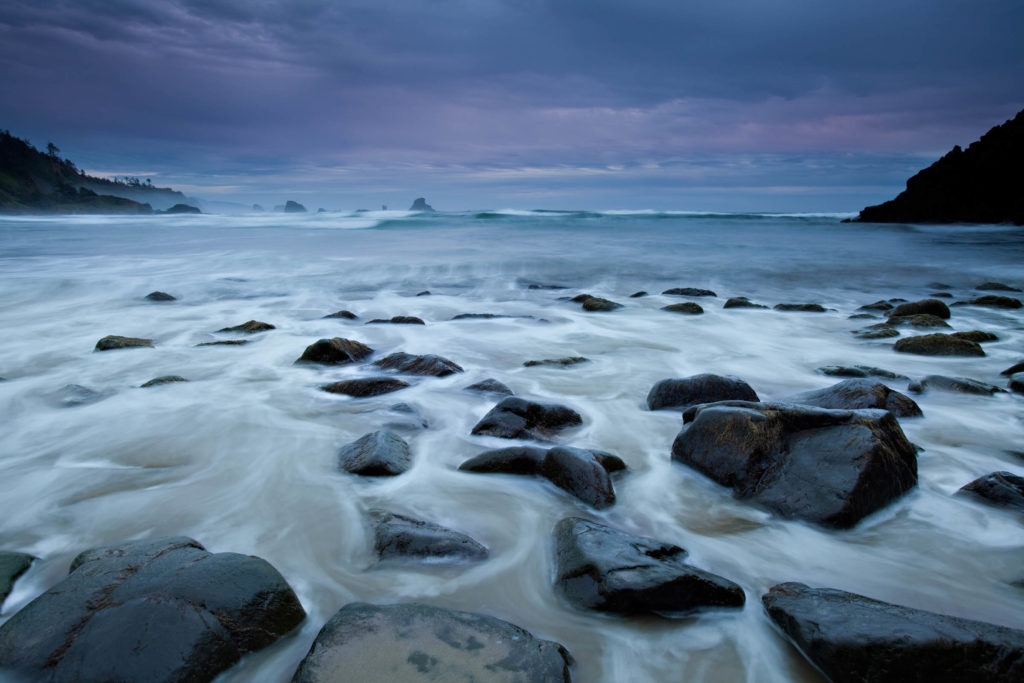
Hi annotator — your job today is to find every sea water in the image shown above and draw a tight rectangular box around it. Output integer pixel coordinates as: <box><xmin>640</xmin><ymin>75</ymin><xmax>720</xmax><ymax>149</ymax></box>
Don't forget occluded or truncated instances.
<box><xmin>0</xmin><ymin>210</ymin><xmax>1022</xmax><ymax>682</ymax></box>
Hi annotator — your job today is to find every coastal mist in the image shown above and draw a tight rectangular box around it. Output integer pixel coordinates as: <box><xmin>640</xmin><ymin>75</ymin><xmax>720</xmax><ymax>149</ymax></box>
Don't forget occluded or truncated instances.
<box><xmin>1</xmin><ymin>210</ymin><xmax>1022</xmax><ymax>682</ymax></box>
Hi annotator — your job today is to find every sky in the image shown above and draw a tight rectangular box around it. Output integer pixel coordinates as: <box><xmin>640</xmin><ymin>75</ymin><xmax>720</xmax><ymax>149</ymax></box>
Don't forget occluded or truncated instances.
<box><xmin>1</xmin><ymin>0</ymin><xmax>1022</xmax><ymax>212</ymax></box>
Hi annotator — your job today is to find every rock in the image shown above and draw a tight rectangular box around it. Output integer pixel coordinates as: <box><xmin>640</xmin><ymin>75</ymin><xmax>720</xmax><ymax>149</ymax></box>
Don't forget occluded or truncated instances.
<box><xmin>581</xmin><ymin>296</ymin><xmax>623</xmax><ymax>312</ymax></box>
<box><xmin>976</xmin><ymin>281</ymin><xmax>1022</xmax><ymax>292</ymax></box>
<box><xmin>858</xmin><ymin>300</ymin><xmax>894</xmax><ymax>312</ymax></box>
<box><xmin>723</xmin><ymin>297</ymin><xmax>768</xmax><ymax>309</ymax></box>
<box><xmin>0</xmin><ymin>551</ymin><xmax>33</xmax><ymax>609</ymax></box>
<box><xmin>373</xmin><ymin>352</ymin><xmax>464</xmax><ymax>377</ymax></box>
<box><xmin>848</xmin><ymin>313</ymin><xmax>878</xmax><ymax>319</ymax></box>
<box><xmin>663</xmin><ymin>287</ymin><xmax>717</xmax><ymax>297</ymax></box>
<box><xmin>930</xmin><ymin>291</ymin><xmax>953</xmax><ymax>297</ymax></box>
<box><xmin>853</xmin><ymin>324</ymin><xmax>900</xmax><ymax>339</ymax></box>
<box><xmin>540</xmin><ymin>447</ymin><xmax>625</xmax><ymax>509</ymax></box>
<box><xmin>284</xmin><ymin>200</ymin><xmax>307</xmax><ymax>213</ymax></box>
<box><xmin>893</xmin><ymin>333</ymin><xmax>985</xmax><ymax>356</ymax></box>
<box><xmin>962</xmin><ymin>295</ymin><xmax>1023</xmax><ymax>309</ymax></box>
<box><xmin>164</xmin><ymin>203</ymin><xmax>201</xmax><ymax>214</ymax></box>
<box><xmin>55</xmin><ymin>384</ymin><xmax>107</xmax><ymax>407</ymax></box>
<box><xmin>408</xmin><ymin>197</ymin><xmax>435</xmax><ymax>212</ymax></box>
<box><xmin>630</xmin><ymin>291</ymin><xmax>648</xmax><ymax>297</ymax></box>
<box><xmin>957</xmin><ymin>471</ymin><xmax>1024</xmax><ymax>512</ymax></box>
<box><xmin>1000</xmin><ymin>361</ymin><xmax>1024</xmax><ymax>376</ymax></box>
<box><xmin>525</xmin><ymin>281</ymin><xmax>567</xmax><ymax>290</ymax></box>
<box><xmin>0</xmin><ymin>536</ymin><xmax>305</xmax><ymax>683</ymax></box>
<box><xmin>140</xmin><ymin>375</ymin><xmax>188</xmax><ymax>388</ymax></box>
<box><xmin>817</xmin><ymin>366</ymin><xmax>907</xmax><ymax>380</ymax></box>
<box><xmin>464</xmin><ymin>378</ymin><xmax>514</xmax><ymax>396</ymax></box>
<box><xmin>217</xmin><ymin>320</ymin><xmax>275</xmax><ymax>333</ymax></box>
<box><xmin>890</xmin><ymin>299</ymin><xmax>951</xmax><ymax>319</ymax></box>
<box><xmin>197</xmin><ymin>339</ymin><xmax>248</xmax><ymax>346</ymax></box>
<box><xmin>366</xmin><ymin>315</ymin><xmax>426</xmax><ymax>325</ymax></box>
<box><xmin>337</xmin><ymin>431</ymin><xmax>411</xmax><ymax>476</ymax></box>
<box><xmin>95</xmin><ymin>335</ymin><xmax>153</xmax><ymax>351</ymax></box>
<box><xmin>1010</xmin><ymin>373</ymin><xmax>1024</xmax><ymax>393</ymax></box>
<box><xmin>415</xmin><ymin>290</ymin><xmax>430</xmax><ymax>296</ymax></box>
<box><xmin>145</xmin><ymin>291</ymin><xmax>175</xmax><ymax>301</ymax></box>
<box><xmin>647</xmin><ymin>374</ymin><xmax>759</xmax><ymax>411</ymax></box>
<box><xmin>853</xmin><ymin>108</ymin><xmax>1024</xmax><ymax>225</ymax></box>
<box><xmin>951</xmin><ymin>330</ymin><xmax>999</xmax><ymax>343</ymax></box>
<box><xmin>458</xmin><ymin>446</ymin><xmax>549</xmax><ymax>474</ymax></box>
<box><xmin>291</xmin><ymin>602</ymin><xmax>571</xmax><ymax>683</ymax></box>
<box><xmin>523</xmin><ymin>356</ymin><xmax>588</xmax><ymax>367</ymax></box>
<box><xmin>372</xmin><ymin>511</ymin><xmax>488</xmax><ymax>564</ymax></box>
<box><xmin>673</xmin><ymin>402</ymin><xmax>918</xmax><ymax>528</ymax></box>
<box><xmin>661</xmin><ymin>302</ymin><xmax>704</xmax><ymax>314</ymax></box>
<box><xmin>471</xmin><ymin>397</ymin><xmax>582</xmax><ymax>440</ymax></box>
<box><xmin>786</xmin><ymin>379</ymin><xmax>922</xmax><ymax>417</ymax></box>
<box><xmin>762</xmin><ymin>582</ymin><xmax>1024</xmax><ymax>682</ymax></box>
<box><xmin>323</xmin><ymin>309</ymin><xmax>357</xmax><ymax>320</ymax></box>
<box><xmin>296</xmin><ymin>338</ymin><xmax>373</xmax><ymax>365</ymax></box>
<box><xmin>321</xmin><ymin>378</ymin><xmax>409</xmax><ymax>398</ymax></box>
<box><xmin>553</xmin><ymin>518</ymin><xmax>743</xmax><ymax>615</ymax></box>
<box><xmin>927</xmin><ymin>282</ymin><xmax>953</xmax><ymax>290</ymax></box>
<box><xmin>908</xmin><ymin>375</ymin><xmax>1005</xmax><ymax>396</ymax></box>
<box><xmin>451</xmin><ymin>313</ymin><xmax>512</xmax><ymax>320</ymax></box>
<box><xmin>885</xmin><ymin>313</ymin><xmax>951</xmax><ymax>329</ymax></box>
<box><xmin>774</xmin><ymin>303</ymin><xmax>826</xmax><ymax>312</ymax></box>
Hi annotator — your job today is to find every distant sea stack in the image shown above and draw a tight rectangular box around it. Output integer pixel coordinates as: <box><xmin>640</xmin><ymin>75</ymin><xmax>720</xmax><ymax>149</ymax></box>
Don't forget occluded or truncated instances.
<box><xmin>854</xmin><ymin>108</ymin><xmax>1023</xmax><ymax>225</ymax></box>
<box><xmin>284</xmin><ymin>200</ymin><xmax>307</xmax><ymax>213</ymax></box>
<box><xmin>409</xmin><ymin>197</ymin><xmax>435</xmax><ymax>212</ymax></box>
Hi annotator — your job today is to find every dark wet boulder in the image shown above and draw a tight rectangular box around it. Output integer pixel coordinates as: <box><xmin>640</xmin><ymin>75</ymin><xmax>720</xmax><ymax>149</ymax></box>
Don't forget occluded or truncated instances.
<box><xmin>296</xmin><ymin>337</ymin><xmax>373</xmax><ymax>365</ymax></box>
<box><xmin>957</xmin><ymin>471</ymin><xmax>1024</xmax><ymax>512</ymax></box>
<box><xmin>673</xmin><ymin>402</ymin><xmax>918</xmax><ymax>528</ymax></box>
<box><xmin>140</xmin><ymin>375</ymin><xmax>188</xmax><ymax>388</ymax></box>
<box><xmin>786</xmin><ymin>379</ymin><xmax>922</xmax><ymax>417</ymax></box>
<box><xmin>647</xmin><ymin>374</ymin><xmax>759</xmax><ymax>411</ymax></box>
<box><xmin>579</xmin><ymin>295</ymin><xmax>623</xmax><ymax>311</ymax></box>
<box><xmin>95</xmin><ymin>335</ymin><xmax>153</xmax><ymax>351</ymax></box>
<box><xmin>471</xmin><ymin>397</ymin><xmax>582</xmax><ymax>440</ymax></box>
<box><xmin>1010</xmin><ymin>373</ymin><xmax>1024</xmax><ymax>394</ymax></box>
<box><xmin>951</xmin><ymin>330</ymin><xmax>999</xmax><ymax>343</ymax></box>
<box><xmin>540</xmin><ymin>447</ymin><xmax>625</xmax><ymax>509</ymax></box>
<box><xmin>553</xmin><ymin>518</ymin><xmax>743</xmax><ymax>615</ymax></box>
<box><xmin>284</xmin><ymin>200</ymin><xmax>307</xmax><ymax>213</ymax></box>
<box><xmin>218</xmin><ymin>320</ymin><xmax>275</xmax><ymax>333</ymax></box>
<box><xmin>197</xmin><ymin>339</ymin><xmax>248</xmax><ymax>346</ymax></box>
<box><xmin>408</xmin><ymin>197</ymin><xmax>435</xmax><ymax>212</ymax></box>
<box><xmin>853</xmin><ymin>324</ymin><xmax>900</xmax><ymax>339</ymax></box>
<box><xmin>367</xmin><ymin>315</ymin><xmax>426</xmax><ymax>325</ymax></box>
<box><xmin>908</xmin><ymin>375</ymin><xmax>1005</xmax><ymax>396</ymax></box>
<box><xmin>662</xmin><ymin>302</ymin><xmax>704</xmax><ymax>314</ymax></box>
<box><xmin>976</xmin><ymin>281</ymin><xmax>1022</xmax><ymax>292</ymax></box>
<box><xmin>291</xmin><ymin>602</ymin><xmax>571</xmax><ymax>683</ymax></box>
<box><xmin>858</xmin><ymin>300</ymin><xmax>894</xmax><ymax>312</ymax></box>
<box><xmin>848</xmin><ymin>313</ymin><xmax>878</xmax><ymax>319</ymax></box>
<box><xmin>373</xmin><ymin>352</ymin><xmax>464</xmax><ymax>377</ymax></box>
<box><xmin>885</xmin><ymin>313</ymin><xmax>951</xmax><ymax>329</ymax></box>
<box><xmin>1001</xmin><ymin>361</ymin><xmax>1024</xmax><ymax>376</ymax></box>
<box><xmin>0</xmin><ymin>537</ymin><xmax>304</xmax><ymax>683</ymax></box>
<box><xmin>321</xmin><ymin>377</ymin><xmax>409</xmax><ymax>398</ymax></box>
<box><xmin>961</xmin><ymin>295</ymin><xmax>1023</xmax><ymax>309</ymax></box>
<box><xmin>763</xmin><ymin>581</ymin><xmax>1024</xmax><ymax>683</ymax></box>
<box><xmin>337</xmin><ymin>431</ymin><xmax>411</xmax><ymax>476</ymax></box>
<box><xmin>663</xmin><ymin>287</ymin><xmax>717</xmax><ymax>297</ymax></box>
<box><xmin>523</xmin><ymin>356</ymin><xmax>588</xmax><ymax>367</ymax></box>
<box><xmin>323</xmin><ymin>309</ymin><xmax>357</xmax><ymax>319</ymax></box>
<box><xmin>775</xmin><ymin>303</ymin><xmax>826</xmax><ymax>312</ymax></box>
<box><xmin>723</xmin><ymin>297</ymin><xmax>768</xmax><ymax>309</ymax></box>
<box><xmin>371</xmin><ymin>511</ymin><xmax>487</xmax><ymax>564</ymax></box>
<box><xmin>464</xmin><ymin>378</ymin><xmax>514</xmax><ymax>396</ymax></box>
<box><xmin>145</xmin><ymin>291</ymin><xmax>176</xmax><ymax>301</ymax></box>
<box><xmin>459</xmin><ymin>446</ymin><xmax>548</xmax><ymax>474</ymax></box>
<box><xmin>630</xmin><ymin>291</ymin><xmax>648</xmax><ymax>297</ymax></box>
<box><xmin>889</xmin><ymin>299</ymin><xmax>951</xmax><ymax>319</ymax></box>
<box><xmin>817</xmin><ymin>365</ymin><xmax>907</xmax><ymax>380</ymax></box>
<box><xmin>894</xmin><ymin>333</ymin><xmax>985</xmax><ymax>357</ymax></box>
<box><xmin>0</xmin><ymin>551</ymin><xmax>33</xmax><ymax>608</ymax></box>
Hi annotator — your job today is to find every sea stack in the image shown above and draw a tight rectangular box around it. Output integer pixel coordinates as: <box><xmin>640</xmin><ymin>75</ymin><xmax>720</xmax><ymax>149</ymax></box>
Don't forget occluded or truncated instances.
<box><xmin>409</xmin><ymin>197</ymin><xmax>435</xmax><ymax>212</ymax></box>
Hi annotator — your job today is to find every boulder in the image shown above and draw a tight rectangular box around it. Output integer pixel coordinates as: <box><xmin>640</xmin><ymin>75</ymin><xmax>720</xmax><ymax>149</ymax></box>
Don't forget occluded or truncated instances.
<box><xmin>630</xmin><ymin>291</ymin><xmax>648</xmax><ymax>298</ymax></box>
<box><xmin>962</xmin><ymin>295</ymin><xmax>1023</xmax><ymax>309</ymax></box>
<box><xmin>95</xmin><ymin>335</ymin><xmax>152</xmax><ymax>351</ymax></box>
<box><xmin>337</xmin><ymin>431</ymin><xmax>411</xmax><ymax>476</ymax></box>
<box><xmin>458</xmin><ymin>446</ymin><xmax>549</xmax><ymax>474</ymax></box>
<box><xmin>786</xmin><ymin>379</ymin><xmax>922</xmax><ymax>417</ymax></box>
<box><xmin>893</xmin><ymin>333</ymin><xmax>985</xmax><ymax>357</ymax></box>
<box><xmin>321</xmin><ymin>378</ymin><xmax>409</xmax><ymax>398</ymax></box>
<box><xmin>296</xmin><ymin>338</ymin><xmax>373</xmax><ymax>365</ymax></box>
<box><xmin>217</xmin><ymin>320</ymin><xmax>275</xmax><ymax>333</ymax></box>
<box><xmin>763</xmin><ymin>582</ymin><xmax>1024</xmax><ymax>682</ymax></box>
<box><xmin>848</xmin><ymin>313</ymin><xmax>878</xmax><ymax>319</ymax></box>
<box><xmin>1010</xmin><ymin>373</ymin><xmax>1024</xmax><ymax>394</ymax></box>
<box><xmin>579</xmin><ymin>295</ymin><xmax>623</xmax><ymax>312</ymax></box>
<box><xmin>284</xmin><ymin>200</ymin><xmax>307</xmax><ymax>213</ymax></box>
<box><xmin>145</xmin><ymin>291</ymin><xmax>176</xmax><ymax>301</ymax></box>
<box><xmin>976</xmin><ymin>281</ymin><xmax>1022</xmax><ymax>292</ymax></box>
<box><xmin>464</xmin><ymin>378</ymin><xmax>514</xmax><ymax>396</ymax></box>
<box><xmin>523</xmin><ymin>356</ymin><xmax>588</xmax><ymax>367</ymax></box>
<box><xmin>553</xmin><ymin>518</ymin><xmax>744</xmax><ymax>615</ymax></box>
<box><xmin>672</xmin><ymin>402</ymin><xmax>918</xmax><ymax>528</ymax></box>
<box><xmin>889</xmin><ymin>299</ymin><xmax>951</xmax><ymax>319</ymax></box>
<box><xmin>951</xmin><ymin>330</ymin><xmax>999</xmax><ymax>343</ymax></box>
<box><xmin>723</xmin><ymin>297</ymin><xmax>767</xmax><ymax>309</ymax></box>
<box><xmin>661</xmin><ymin>302</ymin><xmax>704</xmax><ymax>314</ymax></box>
<box><xmin>817</xmin><ymin>366</ymin><xmax>907</xmax><ymax>380</ymax></box>
<box><xmin>291</xmin><ymin>603</ymin><xmax>571</xmax><ymax>683</ymax></box>
<box><xmin>854</xmin><ymin>325</ymin><xmax>900</xmax><ymax>339</ymax></box>
<box><xmin>907</xmin><ymin>375</ymin><xmax>1005</xmax><ymax>396</ymax></box>
<box><xmin>957</xmin><ymin>471</ymin><xmax>1024</xmax><ymax>512</ymax></box>
<box><xmin>774</xmin><ymin>303</ymin><xmax>826</xmax><ymax>312</ymax></box>
<box><xmin>0</xmin><ymin>551</ymin><xmax>33</xmax><ymax>608</ymax></box>
<box><xmin>0</xmin><ymin>537</ymin><xmax>304</xmax><ymax>683</ymax></box>
<box><xmin>372</xmin><ymin>511</ymin><xmax>488</xmax><ymax>564</ymax></box>
<box><xmin>54</xmin><ymin>384</ymin><xmax>107</xmax><ymax>407</ymax></box>
<box><xmin>373</xmin><ymin>352</ymin><xmax>464</xmax><ymax>377</ymax></box>
<box><xmin>140</xmin><ymin>375</ymin><xmax>188</xmax><ymax>388</ymax></box>
<box><xmin>197</xmin><ymin>340</ymin><xmax>247</xmax><ymax>347</ymax></box>
<box><xmin>858</xmin><ymin>300</ymin><xmax>894</xmax><ymax>312</ymax></box>
<box><xmin>367</xmin><ymin>316</ymin><xmax>426</xmax><ymax>325</ymax></box>
<box><xmin>471</xmin><ymin>397</ymin><xmax>582</xmax><ymax>440</ymax></box>
<box><xmin>408</xmin><ymin>197</ymin><xmax>435</xmax><ymax>212</ymax></box>
<box><xmin>663</xmin><ymin>287</ymin><xmax>717</xmax><ymax>297</ymax></box>
<box><xmin>540</xmin><ymin>447</ymin><xmax>625</xmax><ymax>509</ymax></box>
<box><xmin>885</xmin><ymin>313</ymin><xmax>951</xmax><ymax>329</ymax></box>
<box><xmin>647</xmin><ymin>374</ymin><xmax>759</xmax><ymax>411</ymax></box>
<box><xmin>323</xmin><ymin>309</ymin><xmax>357</xmax><ymax>320</ymax></box>
<box><xmin>416</xmin><ymin>290</ymin><xmax>431</xmax><ymax>296</ymax></box>
<box><xmin>1001</xmin><ymin>361</ymin><xmax>1024</xmax><ymax>376</ymax></box>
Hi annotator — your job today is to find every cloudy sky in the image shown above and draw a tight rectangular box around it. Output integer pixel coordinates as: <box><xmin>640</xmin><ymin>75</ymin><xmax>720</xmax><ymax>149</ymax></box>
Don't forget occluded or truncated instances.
<box><xmin>2</xmin><ymin>0</ymin><xmax>1021</xmax><ymax>211</ymax></box>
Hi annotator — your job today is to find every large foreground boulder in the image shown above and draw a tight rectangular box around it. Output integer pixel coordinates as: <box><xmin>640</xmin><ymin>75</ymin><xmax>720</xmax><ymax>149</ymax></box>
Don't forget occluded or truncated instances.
<box><xmin>786</xmin><ymin>379</ymin><xmax>922</xmax><ymax>417</ymax></box>
<box><xmin>373</xmin><ymin>352</ymin><xmax>463</xmax><ymax>377</ymax></box>
<box><xmin>0</xmin><ymin>537</ymin><xmax>305</xmax><ymax>683</ymax></box>
<box><xmin>338</xmin><ymin>431</ymin><xmax>411</xmax><ymax>476</ymax></box>
<box><xmin>553</xmin><ymin>518</ymin><xmax>744</xmax><ymax>616</ymax></box>
<box><xmin>292</xmin><ymin>602</ymin><xmax>571</xmax><ymax>682</ymax></box>
<box><xmin>647</xmin><ymin>374</ymin><xmax>759</xmax><ymax>411</ymax></box>
<box><xmin>296</xmin><ymin>338</ymin><xmax>373</xmax><ymax>365</ymax></box>
<box><xmin>763</xmin><ymin>582</ymin><xmax>1024</xmax><ymax>682</ymax></box>
<box><xmin>672</xmin><ymin>402</ymin><xmax>918</xmax><ymax>528</ymax></box>
<box><xmin>372</xmin><ymin>511</ymin><xmax>488</xmax><ymax>564</ymax></box>
<box><xmin>471</xmin><ymin>397</ymin><xmax>582</xmax><ymax>440</ymax></box>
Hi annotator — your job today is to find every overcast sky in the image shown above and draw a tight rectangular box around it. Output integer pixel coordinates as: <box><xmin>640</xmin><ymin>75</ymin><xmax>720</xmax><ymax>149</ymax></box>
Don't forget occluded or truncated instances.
<box><xmin>2</xmin><ymin>0</ymin><xmax>1021</xmax><ymax>211</ymax></box>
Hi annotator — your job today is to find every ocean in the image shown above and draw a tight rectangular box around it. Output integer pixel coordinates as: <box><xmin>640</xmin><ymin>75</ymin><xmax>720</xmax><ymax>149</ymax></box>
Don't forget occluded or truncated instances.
<box><xmin>0</xmin><ymin>210</ymin><xmax>1022</xmax><ymax>681</ymax></box>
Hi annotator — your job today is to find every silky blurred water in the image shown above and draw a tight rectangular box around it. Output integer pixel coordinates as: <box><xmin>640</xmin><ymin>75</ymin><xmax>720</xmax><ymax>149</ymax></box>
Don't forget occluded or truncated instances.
<box><xmin>0</xmin><ymin>210</ymin><xmax>1022</xmax><ymax>682</ymax></box>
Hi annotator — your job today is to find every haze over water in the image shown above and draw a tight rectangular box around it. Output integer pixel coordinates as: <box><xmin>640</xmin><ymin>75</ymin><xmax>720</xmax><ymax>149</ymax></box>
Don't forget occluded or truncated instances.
<box><xmin>1</xmin><ymin>210</ymin><xmax>1022</xmax><ymax>682</ymax></box>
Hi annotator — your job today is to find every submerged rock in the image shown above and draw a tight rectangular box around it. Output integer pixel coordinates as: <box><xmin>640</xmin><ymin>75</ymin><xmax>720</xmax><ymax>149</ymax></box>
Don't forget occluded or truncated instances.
<box><xmin>1010</xmin><ymin>373</ymin><xmax>1024</xmax><ymax>394</ymax></box>
<box><xmin>723</xmin><ymin>297</ymin><xmax>768</xmax><ymax>309</ymax></box>
<box><xmin>217</xmin><ymin>320</ymin><xmax>275</xmax><ymax>333</ymax></box>
<box><xmin>762</xmin><ymin>582</ymin><xmax>1024</xmax><ymax>682</ymax></box>
<box><xmin>673</xmin><ymin>402</ymin><xmax>918</xmax><ymax>528</ymax></box>
<box><xmin>0</xmin><ymin>537</ymin><xmax>305</xmax><ymax>683</ymax></box>
<box><xmin>54</xmin><ymin>384</ymin><xmax>107</xmax><ymax>407</ymax></box>
<box><xmin>337</xmin><ymin>431</ymin><xmax>411</xmax><ymax>476</ymax></box>
<box><xmin>553</xmin><ymin>518</ymin><xmax>744</xmax><ymax>615</ymax></box>
<box><xmin>858</xmin><ymin>300</ymin><xmax>894</xmax><ymax>312</ymax></box>
<box><xmin>296</xmin><ymin>337</ymin><xmax>373</xmax><ymax>365</ymax></box>
<box><xmin>366</xmin><ymin>315</ymin><xmax>426</xmax><ymax>325</ymax></box>
<box><xmin>140</xmin><ymin>375</ymin><xmax>188</xmax><ymax>388</ymax></box>
<box><xmin>523</xmin><ymin>356</ymin><xmax>588</xmax><ymax>367</ymax></box>
<box><xmin>372</xmin><ymin>510</ymin><xmax>488</xmax><ymax>564</ymax></box>
<box><xmin>95</xmin><ymin>335</ymin><xmax>153</xmax><ymax>351</ymax></box>
<box><xmin>817</xmin><ymin>365</ymin><xmax>907</xmax><ymax>380</ymax></box>
<box><xmin>893</xmin><ymin>333</ymin><xmax>985</xmax><ymax>357</ymax></box>
<box><xmin>889</xmin><ymin>299</ymin><xmax>951</xmax><ymax>319</ymax></box>
<box><xmin>961</xmin><ymin>295</ymin><xmax>1023</xmax><ymax>309</ymax></box>
<box><xmin>976</xmin><ymin>281</ymin><xmax>1022</xmax><ymax>292</ymax></box>
<box><xmin>774</xmin><ymin>303</ymin><xmax>826</xmax><ymax>312</ymax></box>
<box><xmin>1001</xmin><ymin>361</ymin><xmax>1024</xmax><ymax>376</ymax></box>
<box><xmin>630</xmin><ymin>291</ymin><xmax>648</xmax><ymax>298</ymax></box>
<box><xmin>323</xmin><ymin>309</ymin><xmax>357</xmax><ymax>320</ymax></box>
<box><xmin>853</xmin><ymin>325</ymin><xmax>900</xmax><ymax>339</ymax></box>
<box><xmin>786</xmin><ymin>379</ymin><xmax>922</xmax><ymax>417</ymax></box>
<box><xmin>320</xmin><ymin>377</ymin><xmax>409</xmax><ymax>398</ymax></box>
<box><xmin>373</xmin><ymin>352</ymin><xmax>464</xmax><ymax>377</ymax></box>
<box><xmin>663</xmin><ymin>287</ymin><xmax>716</xmax><ymax>297</ymax></box>
<box><xmin>957</xmin><ymin>471</ymin><xmax>1024</xmax><ymax>512</ymax></box>
<box><xmin>885</xmin><ymin>313</ymin><xmax>951</xmax><ymax>329</ymax></box>
<box><xmin>197</xmin><ymin>339</ymin><xmax>248</xmax><ymax>346</ymax></box>
<box><xmin>291</xmin><ymin>602</ymin><xmax>571</xmax><ymax>683</ymax></box>
<box><xmin>661</xmin><ymin>302</ymin><xmax>704</xmax><ymax>314</ymax></box>
<box><xmin>0</xmin><ymin>551</ymin><xmax>33</xmax><ymax>609</ymax></box>
<box><xmin>907</xmin><ymin>375</ymin><xmax>1005</xmax><ymax>396</ymax></box>
<box><xmin>471</xmin><ymin>397</ymin><xmax>583</xmax><ymax>440</ymax></box>
<box><xmin>951</xmin><ymin>330</ymin><xmax>999</xmax><ymax>343</ymax></box>
<box><xmin>647</xmin><ymin>374</ymin><xmax>759</xmax><ymax>411</ymax></box>
<box><xmin>464</xmin><ymin>378</ymin><xmax>514</xmax><ymax>396</ymax></box>
<box><xmin>145</xmin><ymin>291</ymin><xmax>176</xmax><ymax>301</ymax></box>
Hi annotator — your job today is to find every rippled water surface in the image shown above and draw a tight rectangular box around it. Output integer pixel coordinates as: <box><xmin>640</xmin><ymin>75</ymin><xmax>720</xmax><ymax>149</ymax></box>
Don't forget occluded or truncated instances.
<box><xmin>1</xmin><ymin>210</ymin><xmax>1022</xmax><ymax>682</ymax></box>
